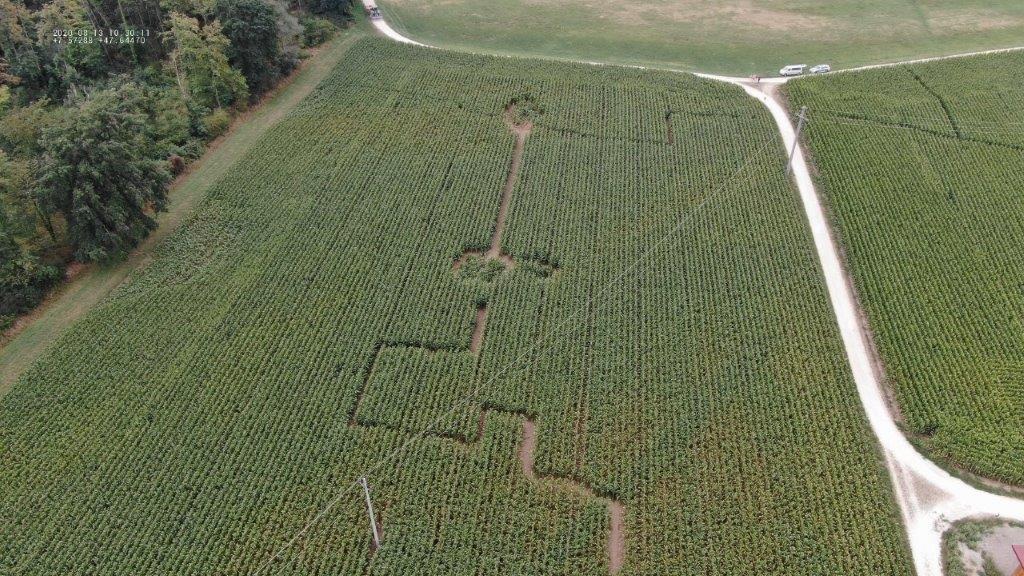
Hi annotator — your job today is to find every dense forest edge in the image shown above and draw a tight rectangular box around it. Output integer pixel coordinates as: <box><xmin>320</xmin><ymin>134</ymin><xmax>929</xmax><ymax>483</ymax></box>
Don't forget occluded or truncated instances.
<box><xmin>0</xmin><ymin>0</ymin><xmax>355</xmax><ymax>330</ymax></box>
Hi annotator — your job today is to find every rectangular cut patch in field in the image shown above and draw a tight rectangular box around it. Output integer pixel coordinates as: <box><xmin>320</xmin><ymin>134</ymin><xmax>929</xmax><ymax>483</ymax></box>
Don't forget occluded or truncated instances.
<box><xmin>354</xmin><ymin>345</ymin><xmax>479</xmax><ymax>440</ymax></box>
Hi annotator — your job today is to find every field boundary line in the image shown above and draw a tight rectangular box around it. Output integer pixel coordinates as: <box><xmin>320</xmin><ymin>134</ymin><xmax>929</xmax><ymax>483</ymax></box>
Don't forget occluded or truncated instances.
<box><xmin>840</xmin><ymin>45</ymin><xmax>1024</xmax><ymax>74</ymax></box>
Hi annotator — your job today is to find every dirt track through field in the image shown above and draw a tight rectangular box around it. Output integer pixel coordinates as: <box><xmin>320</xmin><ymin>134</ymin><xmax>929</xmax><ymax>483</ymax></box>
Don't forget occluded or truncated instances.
<box><xmin>451</xmin><ymin>105</ymin><xmax>530</xmax><ymax>271</ymax></box>
<box><xmin>488</xmin><ymin>106</ymin><xmax>532</xmax><ymax>259</ymax></box>
<box><xmin>470</xmin><ymin>306</ymin><xmax>488</xmax><ymax>355</ymax></box>
<box><xmin>520</xmin><ymin>420</ymin><xmax>625</xmax><ymax>573</ymax></box>
<box><xmin>464</xmin><ymin>104</ymin><xmax>531</xmax><ymax>360</ymax></box>
<box><xmin>706</xmin><ymin>72</ymin><xmax>1024</xmax><ymax>576</ymax></box>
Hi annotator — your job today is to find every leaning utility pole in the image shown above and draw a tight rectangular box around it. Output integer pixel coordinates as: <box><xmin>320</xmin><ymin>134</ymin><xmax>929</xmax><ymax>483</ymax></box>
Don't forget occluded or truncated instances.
<box><xmin>358</xmin><ymin>477</ymin><xmax>382</xmax><ymax>550</ymax></box>
<box><xmin>787</xmin><ymin>106</ymin><xmax>808</xmax><ymax>176</ymax></box>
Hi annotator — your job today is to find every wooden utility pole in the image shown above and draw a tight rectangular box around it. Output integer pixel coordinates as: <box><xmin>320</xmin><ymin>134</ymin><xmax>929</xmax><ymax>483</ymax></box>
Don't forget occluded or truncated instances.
<box><xmin>358</xmin><ymin>477</ymin><xmax>381</xmax><ymax>550</ymax></box>
<box><xmin>787</xmin><ymin>106</ymin><xmax>808</xmax><ymax>176</ymax></box>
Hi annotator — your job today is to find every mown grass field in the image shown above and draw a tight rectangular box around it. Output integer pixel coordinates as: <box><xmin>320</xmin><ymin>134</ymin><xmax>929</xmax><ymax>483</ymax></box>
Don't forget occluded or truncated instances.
<box><xmin>378</xmin><ymin>0</ymin><xmax>1024</xmax><ymax>74</ymax></box>
<box><xmin>0</xmin><ymin>38</ymin><xmax>912</xmax><ymax>574</ymax></box>
<box><xmin>786</xmin><ymin>53</ymin><xmax>1024</xmax><ymax>486</ymax></box>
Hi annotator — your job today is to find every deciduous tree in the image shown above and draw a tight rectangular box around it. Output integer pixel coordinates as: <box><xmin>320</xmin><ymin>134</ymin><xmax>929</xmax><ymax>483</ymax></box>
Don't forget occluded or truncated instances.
<box><xmin>215</xmin><ymin>0</ymin><xmax>281</xmax><ymax>94</ymax></box>
<box><xmin>165</xmin><ymin>12</ymin><xmax>248</xmax><ymax>109</ymax></box>
<box><xmin>35</xmin><ymin>81</ymin><xmax>171</xmax><ymax>261</ymax></box>
<box><xmin>0</xmin><ymin>203</ymin><xmax>59</xmax><ymax>330</ymax></box>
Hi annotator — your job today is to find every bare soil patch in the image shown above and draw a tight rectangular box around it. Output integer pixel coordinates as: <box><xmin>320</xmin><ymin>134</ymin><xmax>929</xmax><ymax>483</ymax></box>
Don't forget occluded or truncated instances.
<box><xmin>452</xmin><ymin>251</ymin><xmax>514</xmax><ymax>272</ymax></box>
<box><xmin>955</xmin><ymin>522</ymin><xmax>1024</xmax><ymax>576</ymax></box>
<box><xmin>470</xmin><ymin>306</ymin><xmax>488</xmax><ymax>355</ymax></box>
<box><xmin>928</xmin><ymin>9</ymin><xmax>1024</xmax><ymax>34</ymax></box>
<box><xmin>489</xmin><ymin>104</ymin><xmax>533</xmax><ymax>258</ymax></box>
<box><xmin>533</xmin><ymin>0</ymin><xmax>837</xmax><ymax>34</ymax></box>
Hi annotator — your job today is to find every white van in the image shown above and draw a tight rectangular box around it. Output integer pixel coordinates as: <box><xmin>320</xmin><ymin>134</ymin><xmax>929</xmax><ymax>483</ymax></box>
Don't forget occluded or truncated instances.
<box><xmin>779</xmin><ymin>64</ymin><xmax>807</xmax><ymax>77</ymax></box>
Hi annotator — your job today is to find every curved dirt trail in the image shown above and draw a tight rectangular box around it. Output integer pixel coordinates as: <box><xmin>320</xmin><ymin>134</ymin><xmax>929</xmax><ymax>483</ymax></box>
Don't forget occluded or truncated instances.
<box><xmin>364</xmin><ymin>7</ymin><xmax>428</xmax><ymax>46</ymax></box>
<box><xmin>706</xmin><ymin>74</ymin><xmax>1024</xmax><ymax>576</ymax></box>
<box><xmin>359</xmin><ymin>5</ymin><xmax>1024</xmax><ymax>573</ymax></box>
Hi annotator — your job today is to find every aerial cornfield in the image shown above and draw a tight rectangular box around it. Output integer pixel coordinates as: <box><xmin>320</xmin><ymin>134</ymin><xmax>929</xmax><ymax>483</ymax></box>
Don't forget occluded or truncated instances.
<box><xmin>0</xmin><ymin>38</ymin><xmax>912</xmax><ymax>574</ymax></box>
<box><xmin>786</xmin><ymin>53</ymin><xmax>1024</xmax><ymax>486</ymax></box>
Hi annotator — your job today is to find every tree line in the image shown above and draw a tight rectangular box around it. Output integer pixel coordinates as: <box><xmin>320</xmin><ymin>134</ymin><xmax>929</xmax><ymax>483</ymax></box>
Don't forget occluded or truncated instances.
<box><xmin>0</xmin><ymin>0</ymin><xmax>353</xmax><ymax>329</ymax></box>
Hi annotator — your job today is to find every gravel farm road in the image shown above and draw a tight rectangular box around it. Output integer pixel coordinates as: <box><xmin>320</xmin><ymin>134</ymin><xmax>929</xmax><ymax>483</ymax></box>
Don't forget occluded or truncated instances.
<box><xmin>704</xmin><ymin>73</ymin><xmax>1024</xmax><ymax>576</ymax></box>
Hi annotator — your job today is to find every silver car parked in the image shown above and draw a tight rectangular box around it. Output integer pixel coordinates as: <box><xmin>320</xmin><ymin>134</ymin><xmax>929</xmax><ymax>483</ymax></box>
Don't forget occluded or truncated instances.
<box><xmin>779</xmin><ymin>64</ymin><xmax>807</xmax><ymax>76</ymax></box>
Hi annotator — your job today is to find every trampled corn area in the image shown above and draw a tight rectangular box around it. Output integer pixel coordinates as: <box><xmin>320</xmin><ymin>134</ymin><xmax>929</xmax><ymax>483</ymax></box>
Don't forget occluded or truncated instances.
<box><xmin>0</xmin><ymin>39</ymin><xmax>911</xmax><ymax>574</ymax></box>
<box><xmin>786</xmin><ymin>54</ymin><xmax>1024</xmax><ymax>488</ymax></box>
